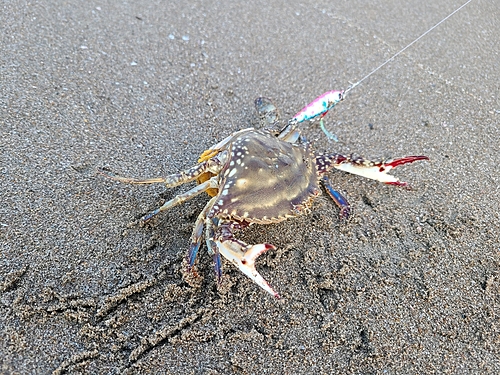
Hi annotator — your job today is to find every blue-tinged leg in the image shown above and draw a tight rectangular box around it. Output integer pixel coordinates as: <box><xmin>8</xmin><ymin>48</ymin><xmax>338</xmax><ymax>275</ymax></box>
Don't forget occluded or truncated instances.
<box><xmin>205</xmin><ymin>217</ymin><xmax>223</xmax><ymax>283</ymax></box>
<box><xmin>321</xmin><ymin>176</ymin><xmax>350</xmax><ymax>220</ymax></box>
<box><xmin>142</xmin><ymin>208</ymin><xmax>162</xmax><ymax>223</ymax></box>
<box><xmin>187</xmin><ymin>224</ymin><xmax>204</xmax><ymax>269</ymax></box>
<box><xmin>186</xmin><ymin>197</ymin><xmax>217</xmax><ymax>269</ymax></box>
<box><xmin>213</xmin><ymin>249</ymin><xmax>222</xmax><ymax>282</ymax></box>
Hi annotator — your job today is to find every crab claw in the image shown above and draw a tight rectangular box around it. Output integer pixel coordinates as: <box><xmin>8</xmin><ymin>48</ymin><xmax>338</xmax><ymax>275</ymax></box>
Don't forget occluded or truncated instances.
<box><xmin>335</xmin><ymin>155</ymin><xmax>429</xmax><ymax>187</ymax></box>
<box><xmin>215</xmin><ymin>239</ymin><xmax>279</xmax><ymax>298</ymax></box>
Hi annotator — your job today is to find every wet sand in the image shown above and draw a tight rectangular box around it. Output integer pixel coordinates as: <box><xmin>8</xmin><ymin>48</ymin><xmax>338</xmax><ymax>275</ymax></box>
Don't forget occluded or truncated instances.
<box><xmin>1</xmin><ymin>0</ymin><xmax>499</xmax><ymax>373</ymax></box>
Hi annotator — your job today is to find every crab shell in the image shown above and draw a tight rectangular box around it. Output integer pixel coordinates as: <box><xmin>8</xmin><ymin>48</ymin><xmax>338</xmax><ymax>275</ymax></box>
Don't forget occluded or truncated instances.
<box><xmin>205</xmin><ymin>129</ymin><xmax>321</xmax><ymax>224</ymax></box>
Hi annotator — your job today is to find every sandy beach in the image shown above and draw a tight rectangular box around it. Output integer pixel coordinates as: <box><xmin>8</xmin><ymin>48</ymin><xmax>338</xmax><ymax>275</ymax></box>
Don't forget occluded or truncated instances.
<box><xmin>1</xmin><ymin>0</ymin><xmax>499</xmax><ymax>373</ymax></box>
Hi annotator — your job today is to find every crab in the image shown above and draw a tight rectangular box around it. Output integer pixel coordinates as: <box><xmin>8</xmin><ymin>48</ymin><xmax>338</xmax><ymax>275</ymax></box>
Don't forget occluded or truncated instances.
<box><xmin>100</xmin><ymin>94</ymin><xmax>428</xmax><ymax>298</ymax></box>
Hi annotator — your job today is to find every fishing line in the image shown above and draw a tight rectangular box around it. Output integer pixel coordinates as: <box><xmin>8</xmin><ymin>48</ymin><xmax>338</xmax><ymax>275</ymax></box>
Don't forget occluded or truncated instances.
<box><xmin>280</xmin><ymin>0</ymin><xmax>473</xmax><ymax>141</ymax></box>
<box><xmin>343</xmin><ymin>0</ymin><xmax>473</xmax><ymax>97</ymax></box>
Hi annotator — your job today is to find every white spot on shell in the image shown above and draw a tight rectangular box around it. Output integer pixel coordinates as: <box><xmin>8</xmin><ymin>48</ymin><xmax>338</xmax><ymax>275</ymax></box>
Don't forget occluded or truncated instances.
<box><xmin>236</xmin><ymin>179</ymin><xmax>247</xmax><ymax>188</ymax></box>
<box><xmin>228</xmin><ymin>168</ymin><xmax>237</xmax><ymax>177</ymax></box>
<box><xmin>218</xmin><ymin>200</ymin><xmax>224</xmax><ymax>205</ymax></box>
<box><xmin>222</xmin><ymin>189</ymin><xmax>228</xmax><ymax>195</ymax></box>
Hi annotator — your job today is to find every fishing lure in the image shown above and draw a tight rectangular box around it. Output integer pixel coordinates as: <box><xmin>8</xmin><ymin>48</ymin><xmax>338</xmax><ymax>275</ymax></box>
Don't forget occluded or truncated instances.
<box><xmin>288</xmin><ymin>0</ymin><xmax>473</xmax><ymax>141</ymax></box>
<box><xmin>289</xmin><ymin>90</ymin><xmax>344</xmax><ymax>141</ymax></box>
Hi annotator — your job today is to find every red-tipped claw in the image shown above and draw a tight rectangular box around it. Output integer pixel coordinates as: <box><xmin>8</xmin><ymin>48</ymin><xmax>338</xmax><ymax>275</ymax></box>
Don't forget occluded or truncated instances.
<box><xmin>215</xmin><ymin>240</ymin><xmax>280</xmax><ymax>298</ymax></box>
<box><xmin>384</xmin><ymin>156</ymin><xmax>430</xmax><ymax>169</ymax></box>
<box><xmin>334</xmin><ymin>155</ymin><xmax>429</xmax><ymax>186</ymax></box>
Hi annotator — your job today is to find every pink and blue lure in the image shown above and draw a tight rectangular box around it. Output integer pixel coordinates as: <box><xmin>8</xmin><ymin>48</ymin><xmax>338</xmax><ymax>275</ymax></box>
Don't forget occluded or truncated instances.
<box><xmin>290</xmin><ymin>90</ymin><xmax>344</xmax><ymax>141</ymax></box>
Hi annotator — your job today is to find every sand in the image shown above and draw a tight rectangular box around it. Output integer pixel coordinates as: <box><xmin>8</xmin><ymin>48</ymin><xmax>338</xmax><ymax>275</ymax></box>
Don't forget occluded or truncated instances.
<box><xmin>1</xmin><ymin>0</ymin><xmax>499</xmax><ymax>373</ymax></box>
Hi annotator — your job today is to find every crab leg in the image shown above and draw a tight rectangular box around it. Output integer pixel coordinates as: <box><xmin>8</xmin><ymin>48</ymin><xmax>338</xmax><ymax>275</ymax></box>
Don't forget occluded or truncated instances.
<box><xmin>141</xmin><ymin>177</ymin><xmax>219</xmax><ymax>222</ymax></box>
<box><xmin>205</xmin><ymin>218</ymin><xmax>223</xmax><ymax>281</ymax></box>
<box><xmin>212</xmin><ymin>222</ymin><xmax>279</xmax><ymax>298</ymax></box>
<box><xmin>321</xmin><ymin>176</ymin><xmax>350</xmax><ymax>219</ymax></box>
<box><xmin>317</xmin><ymin>153</ymin><xmax>429</xmax><ymax>187</ymax></box>
<box><xmin>198</xmin><ymin>129</ymin><xmax>253</xmax><ymax>163</ymax></box>
<box><xmin>187</xmin><ymin>196</ymin><xmax>217</xmax><ymax>269</ymax></box>
<box><xmin>99</xmin><ymin>151</ymin><xmax>228</xmax><ymax>188</ymax></box>
<box><xmin>186</xmin><ymin>200</ymin><xmax>224</xmax><ymax>283</ymax></box>
<box><xmin>277</xmin><ymin>124</ymin><xmax>302</xmax><ymax>143</ymax></box>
